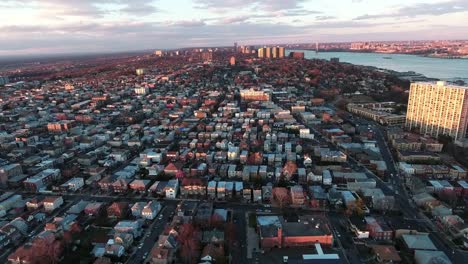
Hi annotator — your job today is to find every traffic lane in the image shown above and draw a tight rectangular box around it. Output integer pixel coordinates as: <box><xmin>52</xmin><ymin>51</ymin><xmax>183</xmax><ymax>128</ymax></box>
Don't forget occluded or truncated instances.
<box><xmin>127</xmin><ymin>204</ymin><xmax>176</xmax><ymax>264</ymax></box>
<box><xmin>232</xmin><ymin>209</ymin><xmax>247</xmax><ymax>263</ymax></box>
<box><xmin>429</xmin><ymin>232</ymin><xmax>468</xmax><ymax>263</ymax></box>
<box><xmin>325</xmin><ymin>113</ymin><xmax>464</xmax><ymax>261</ymax></box>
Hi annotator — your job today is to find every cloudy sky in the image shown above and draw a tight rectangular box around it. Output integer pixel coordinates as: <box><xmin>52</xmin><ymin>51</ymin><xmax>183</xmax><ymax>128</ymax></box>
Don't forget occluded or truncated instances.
<box><xmin>0</xmin><ymin>0</ymin><xmax>467</xmax><ymax>56</ymax></box>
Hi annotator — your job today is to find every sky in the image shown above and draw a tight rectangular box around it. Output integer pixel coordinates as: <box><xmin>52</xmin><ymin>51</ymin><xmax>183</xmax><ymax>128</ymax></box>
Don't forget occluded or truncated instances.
<box><xmin>0</xmin><ymin>0</ymin><xmax>467</xmax><ymax>56</ymax></box>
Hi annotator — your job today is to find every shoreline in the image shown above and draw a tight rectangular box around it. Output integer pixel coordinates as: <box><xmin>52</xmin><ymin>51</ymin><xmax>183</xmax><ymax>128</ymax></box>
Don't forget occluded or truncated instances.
<box><xmin>295</xmin><ymin>49</ymin><xmax>468</xmax><ymax>60</ymax></box>
<box><xmin>288</xmin><ymin>49</ymin><xmax>468</xmax><ymax>82</ymax></box>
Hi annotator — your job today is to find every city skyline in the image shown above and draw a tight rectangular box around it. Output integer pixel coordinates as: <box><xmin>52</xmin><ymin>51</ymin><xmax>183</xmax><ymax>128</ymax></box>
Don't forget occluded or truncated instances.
<box><xmin>1</xmin><ymin>0</ymin><xmax>468</xmax><ymax>56</ymax></box>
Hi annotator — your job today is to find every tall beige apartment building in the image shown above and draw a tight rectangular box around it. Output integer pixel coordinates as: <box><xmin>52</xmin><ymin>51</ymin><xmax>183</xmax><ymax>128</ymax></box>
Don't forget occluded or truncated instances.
<box><xmin>405</xmin><ymin>81</ymin><xmax>468</xmax><ymax>144</ymax></box>
<box><xmin>257</xmin><ymin>48</ymin><xmax>264</xmax><ymax>58</ymax></box>
<box><xmin>265</xmin><ymin>47</ymin><xmax>271</xmax><ymax>58</ymax></box>
<box><xmin>278</xmin><ymin>47</ymin><xmax>285</xmax><ymax>58</ymax></box>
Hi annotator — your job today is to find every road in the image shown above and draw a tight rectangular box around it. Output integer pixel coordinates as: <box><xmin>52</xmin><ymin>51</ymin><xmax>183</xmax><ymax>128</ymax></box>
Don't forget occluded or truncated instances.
<box><xmin>345</xmin><ymin>116</ymin><xmax>468</xmax><ymax>263</ymax></box>
<box><xmin>127</xmin><ymin>204</ymin><xmax>177</xmax><ymax>264</ymax></box>
<box><xmin>8</xmin><ymin>110</ymin><xmax>467</xmax><ymax>263</ymax></box>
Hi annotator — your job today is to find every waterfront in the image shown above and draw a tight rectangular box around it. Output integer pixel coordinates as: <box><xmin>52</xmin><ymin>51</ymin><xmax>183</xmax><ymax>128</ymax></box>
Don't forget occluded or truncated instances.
<box><xmin>289</xmin><ymin>50</ymin><xmax>468</xmax><ymax>81</ymax></box>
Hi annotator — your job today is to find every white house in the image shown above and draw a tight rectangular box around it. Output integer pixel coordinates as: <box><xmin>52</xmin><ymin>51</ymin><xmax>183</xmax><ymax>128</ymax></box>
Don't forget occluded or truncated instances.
<box><xmin>43</xmin><ymin>196</ymin><xmax>64</xmax><ymax>212</ymax></box>
<box><xmin>61</xmin><ymin>177</ymin><xmax>84</xmax><ymax>191</ymax></box>
<box><xmin>141</xmin><ymin>201</ymin><xmax>162</xmax><ymax>220</ymax></box>
<box><xmin>165</xmin><ymin>179</ymin><xmax>179</xmax><ymax>199</ymax></box>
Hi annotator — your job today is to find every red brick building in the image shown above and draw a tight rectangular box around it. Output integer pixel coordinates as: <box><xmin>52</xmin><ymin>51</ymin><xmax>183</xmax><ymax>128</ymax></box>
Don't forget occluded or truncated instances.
<box><xmin>257</xmin><ymin>215</ymin><xmax>333</xmax><ymax>250</ymax></box>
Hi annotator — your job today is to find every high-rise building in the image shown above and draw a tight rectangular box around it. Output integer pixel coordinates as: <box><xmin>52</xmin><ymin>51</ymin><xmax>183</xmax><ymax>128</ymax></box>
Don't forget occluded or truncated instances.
<box><xmin>201</xmin><ymin>51</ymin><xmax>213</xmax><ymax>62</ymax></box>
<box><xmin>230</xmin><ymin>56</ymin><xmax>236</xmax><ymax>66</ymax></box>
<box><xmin>258</xmin><ymin>48</ymin><xmax>265</xmax><ymax>58</ymax></box>
<box><xmin>234</xmin><ymin>42</ymin><xmax>238</xmax><ymax>52</ymax></box>
<box><xmin>154</xmin><ymin>50</ymin><xmax>163</xmax><ymax>57</ymax></box>
<box><xmin>265</xmin><ymin>47</ymin><xmax>271</xmax><ymax>58</ymax></box>
<box><xmin>136</xmin><ymin>68</ymin><xmax>146</xmax><ymax>76</ymax></box>
<box><xmin>258</xmin><ymin>46</ymin><xmax>285</xmax><ymax>59</ymax></box>
<box><xmin>405</xmin><ymin>81</ymin><xmax>468</xmax><ymax>143</ymax></box>
<box><xmin>279</xmin><ymin>47</ymin><xmax>285</xmax><ymax>58</ymax></box>
<box><xmin>272</xmin><ymin>47</ymin><xmax>278</xmax><ymax>58</ymax></box>
<box><xmin>0</xmin><ymin>76</ymin><xmax>9</xmax><ymax>85</ymax></box>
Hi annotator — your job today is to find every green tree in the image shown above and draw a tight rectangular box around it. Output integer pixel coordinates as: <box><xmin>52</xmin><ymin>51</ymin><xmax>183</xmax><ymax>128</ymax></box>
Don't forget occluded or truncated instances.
<box><xmin>138</xmin><ymin>167</ymin><xmax>149</xmax><ymax>178</ymax></box>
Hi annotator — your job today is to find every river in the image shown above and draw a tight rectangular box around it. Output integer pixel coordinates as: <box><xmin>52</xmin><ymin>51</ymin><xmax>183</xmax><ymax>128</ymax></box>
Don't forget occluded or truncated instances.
<box><xmin>287</xmin><ymin>50</ymin><xmax>468</xmax><ymax>81</ymax></box>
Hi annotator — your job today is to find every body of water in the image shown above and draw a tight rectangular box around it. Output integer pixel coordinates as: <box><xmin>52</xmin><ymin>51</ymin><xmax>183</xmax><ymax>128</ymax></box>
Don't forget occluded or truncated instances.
<box><xmin>288</xmin><ymin>50</ymin><xmax>468</xmax><ymax>81</ymax></box>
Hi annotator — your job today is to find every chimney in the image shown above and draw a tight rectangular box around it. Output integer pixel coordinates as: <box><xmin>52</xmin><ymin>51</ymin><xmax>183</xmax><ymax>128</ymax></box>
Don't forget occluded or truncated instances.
<box><xmin>277</xmin><ymin>226</ymin><xmax>283</xmax><ymax>248</ymax></box>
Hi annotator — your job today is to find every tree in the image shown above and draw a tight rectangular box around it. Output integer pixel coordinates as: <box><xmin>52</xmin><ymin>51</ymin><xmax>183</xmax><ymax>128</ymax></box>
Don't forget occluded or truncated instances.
<box><xmin>210</xmin><ymin>214</ymin><xmax>224</xmax><ymax>229</ymax></box>
<box><xmin>437</xmin><ymin>134</ymin><xmax>453</xmax><ymax>146</ymax></box>
<box><xmin>282</xmin><ymin>161</ymin><xmax>297</xmax><ymax>180</ymax></box>
<box><xmin>438</xmin><ymin>189</ymin><xmax>458</xmax><ymax>207</ymax></box>
<box><xmin>177</xmin><ymin>222</ymin><xmax>201</xmax><ymax>264</ymax></box>
<box><xmin>273</xmin><ymin>187</ymin><xmax>290</xmax><ymax>208</ymax></box>
<box><xmin>437</xmin><ymin>134</ymin><xmax>455</xmax><ymax>154</ymax></box>
<box><xmin>276</xmin><ymin>175</ymin><xmax>288</xmax><ymax>188</ymax></box>
<box><xmin>354</xmin><ymin>199</ymin><xmax>366</xmax><ymax>217</ymax></box>
<box><xmin>176</xmin><ymin>170</ymin><xmax>186</xmax><ymax>179</ymax></box>
<box><xmin>156</xmin><ymin>171</ymin><xmax>172</xmax><ymax>181</ymax></box>
<box><xmin>180</xmin><ymin>238</ymin><xmax>200</xmax><ymax>264</ymax></box>
<box><xmin>138</xmin><ymin>167</ymin><xmax>149</xmax><ymax>178</ymax></box>
<box><xmin>177</xmin><ymin>223</ymin><xmax>196</xmax><ymax>243</ymax></box>
<box><xmin>224</xmin><ymin>223</ymin><xmax>237</xmax><ymax>248</ymax></box>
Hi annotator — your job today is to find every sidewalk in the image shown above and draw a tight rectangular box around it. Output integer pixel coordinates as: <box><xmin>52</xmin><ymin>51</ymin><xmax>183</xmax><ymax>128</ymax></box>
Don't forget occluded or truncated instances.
<box><xmin>245</xmin><ymin>212</ymin><xmax>259</xmax><ymax>260</ymax></box>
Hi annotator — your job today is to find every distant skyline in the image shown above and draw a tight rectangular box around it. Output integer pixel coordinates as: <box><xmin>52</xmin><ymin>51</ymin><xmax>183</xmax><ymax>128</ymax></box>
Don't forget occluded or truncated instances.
<box><xmin>1</xmin><ymin>0</ymin><xmax>467</xmax><ymax>56</ymax></box>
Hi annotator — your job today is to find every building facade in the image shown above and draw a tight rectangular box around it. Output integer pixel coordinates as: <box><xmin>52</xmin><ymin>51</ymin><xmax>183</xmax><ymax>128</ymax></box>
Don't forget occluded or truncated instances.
<box><xmin>405</xmin><ymin>81</ymin><xmax>468</xmax><ymax>143</ymax></box>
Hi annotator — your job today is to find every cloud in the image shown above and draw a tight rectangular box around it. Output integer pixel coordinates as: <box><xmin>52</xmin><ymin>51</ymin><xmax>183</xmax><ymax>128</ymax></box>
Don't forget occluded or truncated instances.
<box><xmin>1</xmin><ymin>18</ymin><xmax>467</xmax><ymax>56</ymax></box>
<box><xmin>194</xmin><ymin>0</ymin><xmax>308</xmax><ymax>12</ymax></box>
<box><xmin>315</xmin><ymin>15</ymin><xmax>335</xmax><ymax>21</ymax></box>
<box><xmin>354</xmin><ymin>0</ymin><xmax>468</xmax><ymax>20</ymax></box>
<box><xmin>0</xmin><ymin>21</ymin><xmax>310</xmax><ymax>54</ymax></box>
<box><xmin>120</xmin><ymin>1</ymin><xmax>160</xmax><ymax>16</ymax></box>
<box><xmin>0</xmin><ymin>0</ymin><xmax>467</xmax><ymax>56</ymax></box>
<box><xmin>5</xmin><ymin>0</ymin><xmax>159</xmax><ymax>18</ymax></box>
<box><xmin>220</xmin><ymin>16</ymin><xmax>251</xmax><ymax>24</ymax></box>
<box><xmin>167</xmin><ymin>19</ymin><xmax>207</xmax><ymax>27</ymax></box>
<box><xmin>213</xmin><ymin>8</ymin><xmax>321</xmax><ymax>25</ymax></box>
<box><xmin>278</xmin><ymin>8</ymin><xmax>321</xmax><ymax>16</ymax></box>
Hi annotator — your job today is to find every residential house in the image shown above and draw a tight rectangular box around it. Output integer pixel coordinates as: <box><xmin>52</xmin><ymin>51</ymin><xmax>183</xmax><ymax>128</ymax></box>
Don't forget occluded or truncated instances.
<box><xmin>129</xmin><ymin>179</ymin><xmax>151</xmax><ymax>193</ymax></box>
<box><xmin>401</xmin><ymin>234</ymin><xmax>437</xmax><ymax>252</ymax></box>
<box><xmin>291</xmin><ymin>185</ymin><xmax>305</xmax><ymax>206</ymax></box>
<box><xmin>365</xmin><ymin>216</ymin><xmax>394</xmax><ymax>240</ymax></box>
<box><xmin>151</xmin><ymin>247</ymin><xmax>175</xmax><ymax>264</ymax></box>
<box><xmin>164</xmin><ymin>179</ymin><xmax>178</xmax><ymax>198</ymax></box>
<box><xmin>131</xmin><ymin>202</ymin><xmax>146</xmax><ymax>217</ymax></box>
<box><xmin>114</xmin><ymin>232</ymin><xmax>134</xmax><ymax>249</ymax></box>
<box><xmin>107</xmin><ymin>202</ymin><xmax>129</xmax><ymax>218</ymax></box>
<box><xmin>114</xmin><ymin>220</ymin><xmax>142</xmax><ymax>238</ymax></box>
<box><xmin>370</xmin><ymin>245</ymin><xmax>401</xmax><ymax>263</ymax></box>
<box><xmin>164</xmin><ymin>162</ymin><xmax>182</xmax><ymax>176</ymax></box>
<box><xmin>43</xmin><ymin>196</ymin><xmax>64</xmax><ymax>212</ymax></box>
<box><xmin>84</xmin><ymin>202</ymin><xmax>105</xmax><ymax>216</ymax></box>
<box><xmin>142</xmin><ymin>201</ymin><xmax>162</xmax><ymax>220</ymax></box>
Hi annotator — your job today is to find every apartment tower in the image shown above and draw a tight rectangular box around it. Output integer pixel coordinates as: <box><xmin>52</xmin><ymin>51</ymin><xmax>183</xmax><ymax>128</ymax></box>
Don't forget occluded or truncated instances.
<box><xmin>405</xmin><ymin>81</ymin><xmax>468</xmax><ymax>143</ymax></box>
